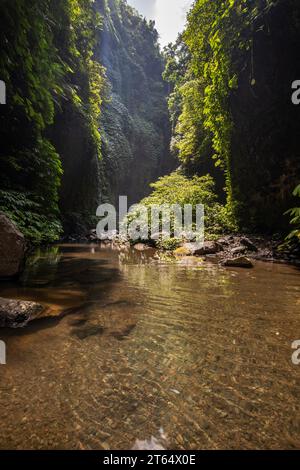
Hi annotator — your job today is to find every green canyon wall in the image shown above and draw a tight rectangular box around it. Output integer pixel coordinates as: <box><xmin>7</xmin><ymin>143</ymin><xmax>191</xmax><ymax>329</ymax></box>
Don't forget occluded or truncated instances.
<box><xmin>0</xmin><ymin>0</ymin><xmax>172</xmax><ymax>240</ymax></box>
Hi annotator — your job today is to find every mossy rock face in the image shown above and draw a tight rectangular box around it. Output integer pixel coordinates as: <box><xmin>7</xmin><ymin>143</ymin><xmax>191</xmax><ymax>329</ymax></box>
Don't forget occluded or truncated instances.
<box><xmin>98</xmin><ymin>0</ymin><xmax>173</xmax><ymax>206</ymax></box>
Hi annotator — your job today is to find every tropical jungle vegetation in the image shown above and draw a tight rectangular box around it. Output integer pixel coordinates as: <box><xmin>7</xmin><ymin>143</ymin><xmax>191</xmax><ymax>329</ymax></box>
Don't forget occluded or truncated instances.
<box><xmin>162</xmin><ymin>0</ymin><xmax>300</xmax><ymax>240</ymax></box>
<box><xmin>0</xmin><ymin>0</ymin><xmax>299</xmax><ymax>248</ymax></box>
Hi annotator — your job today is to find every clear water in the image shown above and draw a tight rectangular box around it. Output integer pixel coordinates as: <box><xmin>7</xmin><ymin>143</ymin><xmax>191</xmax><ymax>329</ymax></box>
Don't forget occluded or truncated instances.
<box><xmin>0</xmin><ymin>244</ymin><xmax>299</xmax><ymax>450</ymax></box>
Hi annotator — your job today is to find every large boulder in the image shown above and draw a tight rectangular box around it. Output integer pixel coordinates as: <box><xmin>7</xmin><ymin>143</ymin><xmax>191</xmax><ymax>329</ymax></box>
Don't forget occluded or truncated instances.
<box><xmin>222</xmin><ymin>256</ymin><xmax>254</xmax><ymax>269</ymax></box>
<box><xmin>180</xmin><ymin>241</ymin><xmax>222</xmax><ymax>256</ymax></box>
<box><xmin>0</xmin><ymin>298</ymin><xmax>44</xmax><ymax>328</ymax></box>
<box><xmin>0</xmin><ymin>212</ymin><xmax>25</xmax><ymax>279</ymax></box>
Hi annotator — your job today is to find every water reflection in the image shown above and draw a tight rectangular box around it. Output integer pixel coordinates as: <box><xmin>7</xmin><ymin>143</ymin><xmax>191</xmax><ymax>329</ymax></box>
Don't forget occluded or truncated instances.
<box><xmin>0</xmin><ymin>244</ymin><xmax>299</xmax><ymax>450</ymax></box>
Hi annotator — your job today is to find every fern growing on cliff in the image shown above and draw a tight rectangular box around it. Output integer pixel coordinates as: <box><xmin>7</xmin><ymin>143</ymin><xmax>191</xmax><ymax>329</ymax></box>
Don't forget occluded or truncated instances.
<box><xmin>285</xmin><ymin>185</ymin><xmax>300</xmax><ymax>245</ymax></box>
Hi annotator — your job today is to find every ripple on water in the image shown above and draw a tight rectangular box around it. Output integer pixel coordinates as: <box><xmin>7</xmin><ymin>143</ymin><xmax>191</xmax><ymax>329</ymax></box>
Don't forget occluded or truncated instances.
<box><xmin>0</xmin><ymin>244</ymin><xmax>299</xmax><ymax>450</ymax></box>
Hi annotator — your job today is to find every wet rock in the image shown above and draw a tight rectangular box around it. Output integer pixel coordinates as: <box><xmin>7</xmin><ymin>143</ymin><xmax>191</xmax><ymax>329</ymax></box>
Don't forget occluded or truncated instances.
<box><xmin>231</xmin><ymin>245</ymin><xmax>248</xmax><ymax>256</ymax></box>
<box><xmin>222</xmin><ymin>257</ymin><xmax>254</xmax><ymax>268</ymax></box>
<box><xmin>217</xmin><ymin>237</ymin><xmax>231</xmax><ymax>247</ymax></box>
<box><xmin>0</xmin><ymin>297</ymin><xmax>44</xmax><ymax>328</ymax></box>
<box><xmin>240</xmin><ymin>237</ymin><xmax>258</xmax><ymax>252</ymax></box>
<box><xmin>175</xmin><ymin>241</ymin><xmax>222</xmax><ymax>257</ymax></box>
<box><xmin>192</xmin><ymin>241</ymin><xmax>222</xmax><ymax>255</ymax></box>
<box><xmin>178</xmin><ymin>256</ymin><xmax>204</xmax><ymax>266</ymax></box>
<box><xmin>111</xmin><ymin>324</ymin><xmax>136</xmax><ymax>341</ymax></box>
<box><xmin>0</xmin><ymin>212</ymin><xmax>25</xmax><ymax>279</ymax></box>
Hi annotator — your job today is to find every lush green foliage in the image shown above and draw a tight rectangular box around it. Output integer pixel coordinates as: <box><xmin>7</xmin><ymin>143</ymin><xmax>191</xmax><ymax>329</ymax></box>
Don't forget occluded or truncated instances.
<box><xmin>0</xmin><ymin>0</ymin><xmax>63</xmax><ymax>242</ymax></box>
<box><xmin>134</xmin><ymin>171</ymin><xmax>236</xmax><ymax>238</ymax></box>
<box><xmin>56</xmin><ymin>0</ymin><xmax>105</xmax><ymax>150</ymax></box>
<box><xmin>0</xmin><ymin>0</ymin><xmax>104</xmax><ymax>243</ymax></box>
<box><xmin>99</xmin><ymin>0</ymin><xmax>172</xmax><ymax>205</ymax></box>
<box><xmin>163</xmin><ymin>0</ymin><xmax>245</xmax><ymax>175</ymax></box>
<box><xmin>285</xmin><ymin>185</ymin><xmax>300</xmax><ymax>245</ymax></box>
<box><xmin>1</xmin><ymin>0</ymin><xmax>298</xmax><ymax>244</ymax></box>
<box><xmin>0</xmin><ymin>190</ymin><xmax>62</xmax><ymax>244</ymax></box>
<box><xmin>163</xmin><ymin>0</ymin><xmax>300</xmax><ymax>232</ymax></box>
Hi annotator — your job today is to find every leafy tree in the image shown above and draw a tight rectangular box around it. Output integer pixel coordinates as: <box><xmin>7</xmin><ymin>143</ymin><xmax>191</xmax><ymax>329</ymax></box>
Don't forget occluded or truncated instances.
<box><xmin>128</xmin><ymin>171</ymin><xmax>236</xmax><ymax>239</ymax></box>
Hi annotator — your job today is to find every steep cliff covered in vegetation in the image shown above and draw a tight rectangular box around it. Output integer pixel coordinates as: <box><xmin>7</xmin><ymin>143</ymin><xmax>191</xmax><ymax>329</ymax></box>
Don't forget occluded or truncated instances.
<box><xmin>1</xmin><ymin>0</ymin><xmax>299</xmax><ymax>246</ymax></box>
<box><xmin>0</xmin><ymin>0</ymin><xmax>172</xmax><ymax>241</ymax></box>
<box><xmin>0</xmin><ymin>0</ymin><xmax>104</xmax><ymax>242</ymax></box>
<box><xmin>163</xmin><ymin>0</ymin><xmax>300</xmax><ymax>234</ymax></box>
<box><xmin>97</xmin><ymin>0</ymin><xmax>172</xmax><ymax>205</ymax></box>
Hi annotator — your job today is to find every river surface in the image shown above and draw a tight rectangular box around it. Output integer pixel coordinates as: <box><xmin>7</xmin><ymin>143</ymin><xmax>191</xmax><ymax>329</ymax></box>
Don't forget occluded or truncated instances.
<box><xmin>0</xmin><ymin>243</ymin><xmax>299</xmax><ymax>450</ymax></box>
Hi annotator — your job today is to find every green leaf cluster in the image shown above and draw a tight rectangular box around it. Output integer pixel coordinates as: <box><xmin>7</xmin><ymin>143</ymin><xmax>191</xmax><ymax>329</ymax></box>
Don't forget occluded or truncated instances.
<box><xmin>130</xmin><ymin>171</ymin><xmax>236</xmax><ymax>239</ymax></box>
<box><xmin>285</xmin><ymin>185</ymin><xmax>300</xmax><ymax>244</ymax></box>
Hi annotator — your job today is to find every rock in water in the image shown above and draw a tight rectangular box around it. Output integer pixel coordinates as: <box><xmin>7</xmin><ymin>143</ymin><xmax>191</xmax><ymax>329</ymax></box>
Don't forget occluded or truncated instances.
<box><xmin>181</xmin><ymin>241</ymin><xmax>222</xmax><ymax>256</ymax></box>
<box><xmin>0</xmin><ymin>212</ymin><xmax>25</xmax><ymax>279</ymax></box>
<box><xmin>222</xmin><ymin>257</ymin><xmax>254</xmax><ymax>269</ymax></box>
<box><xmin>0</xmin><ymin>298</ymin><xmax>44</xmax><ymax>328</ymax></box>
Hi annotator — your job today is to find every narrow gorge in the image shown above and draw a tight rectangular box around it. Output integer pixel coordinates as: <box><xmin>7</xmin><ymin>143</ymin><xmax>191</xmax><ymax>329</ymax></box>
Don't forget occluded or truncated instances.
<box><xmin>0</xmin><ymin>0</ymin><xmax>300</xmax><ymax>453</ymax></box>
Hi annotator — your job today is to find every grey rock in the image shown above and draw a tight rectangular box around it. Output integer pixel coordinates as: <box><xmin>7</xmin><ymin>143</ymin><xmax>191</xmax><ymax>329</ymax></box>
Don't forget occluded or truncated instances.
<box><xmin>217</xmin><ymin>237</ymin><xmax>230</xmax><ymax>246</ymax></box>
<box><xmin>231</xmin><ymin>245</ymin><xmax>247</xmax><ymax>255</ymax></box>
<box><xmin>184</xmin><ymin>241</ymin><xmax>222</xmax><ymax>256</ymax></box>
<box><xmin>222</xmin><ymin>257</ymin><xmax>254</xmax><ymax>269</ymax></box>
<box><xmin>0</xmin><ymin>212</ymin><xmax>25</xmax><ymax>279</ymax></box>
<box><xmin>0</xmin><ymin>297</ymin><xmax>44</xmax><ymax>328</ymax></box>
<box><xmin>240</xmin><ymin>237</ymin><xmax>258</xmax><ymax>252</ymax></box>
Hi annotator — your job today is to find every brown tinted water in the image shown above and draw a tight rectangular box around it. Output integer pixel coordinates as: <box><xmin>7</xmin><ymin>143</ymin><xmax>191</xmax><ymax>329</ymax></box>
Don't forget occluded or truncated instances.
<box><xmin>0</xmin><ymin>244</ymin><xmax>299</xmax><ymax>450</ymax></box>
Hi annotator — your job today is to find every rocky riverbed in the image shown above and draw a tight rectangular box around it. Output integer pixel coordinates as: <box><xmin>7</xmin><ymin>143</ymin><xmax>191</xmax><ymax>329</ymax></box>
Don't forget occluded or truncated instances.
<box><xmin>80</xmin><ymin>230</ymin><xmax>300</xmax><ymax>266</ymax></box>
<box><xmin>0</xmin><ymin>213</ymin><xmax>299</xmax><ymax>329</ymax></box>
<box><xmin>0</xmin><ymin>243</ymin><xmax>299</xmax><ymax>449</ymax></box>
